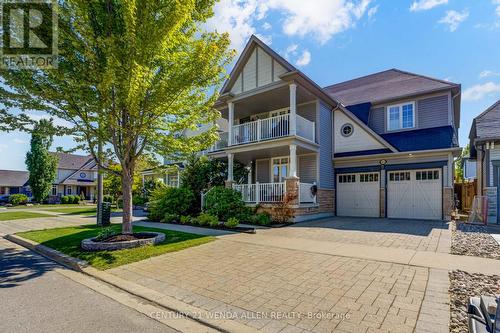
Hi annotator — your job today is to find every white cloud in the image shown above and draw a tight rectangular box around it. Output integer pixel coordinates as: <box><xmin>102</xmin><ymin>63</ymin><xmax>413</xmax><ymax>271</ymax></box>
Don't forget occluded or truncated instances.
<box><xmin>205</xmin><ymin>0</ymin><xmax>375</xmax><ymax>52</ymax></box>
<box><xmin>26</xmin><ymin>113</ymin><xmax>73</xmax><ymax>128</ymax></box>
<box><xmin>295</xmin><ymin>50</ymin><xmax>311</xmax><ymax>66</ymax></box>
<box><xmin>262</xmin><ymin>22</ymin><xmax>272</xmax><ymax>30</ymax></box>
<box><xmin>494</xmin><ymin>0</ymin><xmax>500</xmax><ymax>16</ymax></box>
<box><xmin>480</xmin><ymin>70</ymin><xmax>500</xmax><ymax>78</ymax></box>
<box><xmin>409</xmin><ymin>0</ymin><xmax>448</xmax><ymax>12</ymax></box>
<box><xmin>463</xmin><ymin>82</ymin><xmax>500</xmax><ymax>101</ymax></box>
<box><xmin>13</xmin><ymin>138</ymin><xmax>26</xmax><ymax>144</ymax></box>
<box><xmin>367</xmin><ymin>5</ymin><xmax>378</xmax><ymax>19</ymax></box>
<box><xmin>438</xmin><ymin>10</ymin><xmax>469</xmax><ymax>32</ymax></box>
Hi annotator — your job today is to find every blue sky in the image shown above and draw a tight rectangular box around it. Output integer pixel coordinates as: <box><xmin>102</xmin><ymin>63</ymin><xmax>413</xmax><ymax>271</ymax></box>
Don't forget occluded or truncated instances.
<box><xmin>2</xmin><ymin>0</ymin><xmax>500</xmax><ymax>170</ymax></box>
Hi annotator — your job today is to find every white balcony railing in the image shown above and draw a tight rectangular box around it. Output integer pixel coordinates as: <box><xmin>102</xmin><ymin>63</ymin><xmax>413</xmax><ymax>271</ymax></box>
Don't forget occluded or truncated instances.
<box><xmin>233</xmin><ymin>114</ymin><xmax>291</xmax><ymax>145</ymax></box>
<box><xmin>297</xmin><ymin>115</ymin><xmax>315</xmax><ymax>143</ymax></box>
<box><xmin>207</xmin><ymin>132</ymin><xmax>228</xmax><ymax>152</ymax></box>
<box><xmin>233</xmin><ymin>182</ymin><xmax>285</xmax><ymax>203</ymax></box>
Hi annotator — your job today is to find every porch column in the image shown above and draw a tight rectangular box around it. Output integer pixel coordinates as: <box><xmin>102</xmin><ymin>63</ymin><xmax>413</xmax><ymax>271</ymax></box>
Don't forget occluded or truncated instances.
<box><xmin>247</xmin><ymin>163</ymin><xmax>252</xmax><ymax>185</ymax></box>
<box><xmin>289</xmin><ymin>83</ymin><xmax>297</xmax><ymax>136</ymax></box>
<box><xmin>228</xmin><ymin>102</ymin><xmax>234</xmax><ymax>146</ymax></box>
<box><xmin>225</xmin><ymin>152</ymin><xmax>234</xmax><ymax>188</ymax></box>
<box><xmin>289</xmin><ymin>144</ymin><xmax>297</xmax><ymax>178</ymax></box>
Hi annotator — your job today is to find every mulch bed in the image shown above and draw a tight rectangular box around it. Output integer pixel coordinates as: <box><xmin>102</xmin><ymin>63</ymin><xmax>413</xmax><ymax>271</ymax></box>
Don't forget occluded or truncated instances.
<box><xmin>449</xmin><ymin>270</ymin><xmax>500</xmax><ymax>333</ymax></box>
<box><xmin>451</xmin><ymin>221</ymin><xmax>500</xmax><ymax>260</ymax></box>
<box><xmin>100</xmin><ymin>233</ymin><xmax>155</xmax><ymax>242</ymax></box>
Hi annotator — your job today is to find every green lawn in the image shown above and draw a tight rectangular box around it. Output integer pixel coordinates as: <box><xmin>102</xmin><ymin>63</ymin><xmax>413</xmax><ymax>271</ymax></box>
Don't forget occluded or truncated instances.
<box><xmin>0</xmin><ymin>211</ymin><xmax>55</xmax><ymax>221</ymax></box>
<box><xmin>44</xmin><ymin>207</ymin><xmax>121</xmax><ymax>216</ymax></box>
<box><xmin>7</xmin><ymin>204</ymin><xmax>97</xmax><ymax>210</ymax></box>
<box><xmin>17</xmin><ymin>224</ymin><xmax>214</xmax><ymax>270</ymax></box>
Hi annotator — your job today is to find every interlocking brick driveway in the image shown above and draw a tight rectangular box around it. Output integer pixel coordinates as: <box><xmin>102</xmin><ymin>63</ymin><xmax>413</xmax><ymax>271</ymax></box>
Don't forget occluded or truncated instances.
<box><xmin>267</xmin><ymin>218</ymin><xmax>451</xmax><ymax>253</ymax></box>
<box><xmin>109</xmin><ymin>238</ymin><xmax>430</xmax><ymax>332</ymax></box>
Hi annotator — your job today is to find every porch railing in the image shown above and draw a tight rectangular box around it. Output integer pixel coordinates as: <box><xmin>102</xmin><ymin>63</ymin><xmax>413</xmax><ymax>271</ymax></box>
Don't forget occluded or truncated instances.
<box><xmin>297</xmin><ymin>115</ymin><xmax>315</xmax><ymax>143</ymax></box>
<box><xmin>233</xmin><ymin>182</ymin><xmax>285</xmax><ymax>203</ymax></box>
<box><xmin>207</xmin><ymin>132</ymin><xmax>229</xmax><ymax>152</ymax></box>
<box><xmin>232</xmin><ymin>114</ymin><xmax>290</xmax><ymax>145</ymax></box>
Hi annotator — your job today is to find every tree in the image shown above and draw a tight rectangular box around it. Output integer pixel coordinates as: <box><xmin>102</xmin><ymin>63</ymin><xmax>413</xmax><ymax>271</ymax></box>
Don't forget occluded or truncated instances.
<box><xmin>0</xmin><ymin>1</ymin><xmax>233</xmax><ymax>234</ymax></box>
<box><xmin>455</xmin><ymin>144</ymin><xmax>470</xmax><ymax>182</ymax></box>
<box><xmin>180</xmin><ymin>154</ymin><xmax>248</xmax><ymax>210</ymax></box>
<box><xmin>25</xmin><ymin>119</ymin><xmax>58</xmax><ymax>203</ymax></box>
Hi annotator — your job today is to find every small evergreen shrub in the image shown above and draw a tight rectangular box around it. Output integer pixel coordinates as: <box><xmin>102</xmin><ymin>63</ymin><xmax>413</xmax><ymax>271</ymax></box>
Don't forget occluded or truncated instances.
<box><xmin>162</xmin><ymin>213</ymin><xmax>179</xmax><ymax>223</ymax></box>
<box><xmin>9</xmin><ymin>194</ymin><xmax>28</xmax><ymax>206</ymax></box>
<box><xmin>71</xmin><ymin>195</ymin><xmax>80</xmax><ymax>204</ymax></box>
<box><xmin>204</xmin><ymin>186</ymin><xmax>246</xmax><ymax>221</ymax></box>
<box><xmin>103</xmin><ymin>195</ymin><xmax>113</xmax><ymax>203</ymax></box>
<box><xmin>225</xmin><ymin>217</ymin><xmax>239</xmax><ymax>228</ymax></box>
<box><xmin>180</xmin><ymin>215</ymin><xmax>191</xmax><ymax>224</ymax></box>
<box><xmin>254</xmin><ymin>212</ymin><xmax>271</xmax><ymax>226</ymax></box>
<box><xmin>147</xmin><ymin>186</ymin><xmax>195</xmax><ymax>221</ymax></box>
<box><xmin>61</xmin><ymin>195</ymin><xmax>70</xmax><ymax>204</ymax></box>
<box><xmin>197</xmin><ymin>213</ymin><xmax>218</xmax><ymax>226</ymax></box>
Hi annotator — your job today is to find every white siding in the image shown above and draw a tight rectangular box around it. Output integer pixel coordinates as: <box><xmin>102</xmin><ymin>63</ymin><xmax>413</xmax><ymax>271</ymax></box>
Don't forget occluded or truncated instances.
<box><xmin>256</xmin><ymin>159</ymin><xmax>270</xmax><ymax>183</ymax></box>
<box><xmin>56</xmin><ymin>169</ymin><xmax>74</xmax><ymax>183</ymax></box>
<box><xmin>334</xmin><ymin>111</ymin><xmax>386</xmax><ymax>153</ymax></box>
<box><xmin>299</xmin><ymin>155</ymin><xmax>317</xmax><ymax>183</ymax></box>
<box><xmin>257</xmin><ymin>48</ymin><xmax>272</xmax><ymax>87</ymax></box>
<box><xmin>273</xmin><ymin>59</ymin><xmax>287</xmax><ymax>81</ymax></box>
<box><xmin>242</xmin><ymin>49</ymin><xmax>257</xmax><ymax>91</ymax></box>
<box><xmin>231</xmin><ymin>74</ymin><xmax>242</xmax><ymax>94</ymax></box>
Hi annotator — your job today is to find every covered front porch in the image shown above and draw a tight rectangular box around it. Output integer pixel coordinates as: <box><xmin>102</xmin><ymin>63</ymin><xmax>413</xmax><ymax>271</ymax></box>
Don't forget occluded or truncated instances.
<box><xmin>225</xmin><ymin>139</ymin><xmax>318</xmax><ymax>205</ymax></box>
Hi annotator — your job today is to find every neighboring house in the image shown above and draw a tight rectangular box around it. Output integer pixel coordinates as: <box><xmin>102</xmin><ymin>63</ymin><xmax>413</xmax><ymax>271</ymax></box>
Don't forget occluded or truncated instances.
<box><xmin>50</xmin><ymin>152</ymin><xmax>97</xmax><ymax>201</ymax></box>
<box><xmin>0</xmin><ymin>170</ymin><xmax>30</xmax><ymax>196</ymax></box>
<box><xmin>469</xmin><ymin>100</ymin><xmax>500</xmax><ymax>223</ymax></box>
<box><xmin>463</xmin><ymin>157</ymin><xmax>477</xmax><ymax>180</ymax></box>
<box><xmin>205</xmin><ymin>35</ymin><xmax>461</xmax><ymax>221</ymax></box>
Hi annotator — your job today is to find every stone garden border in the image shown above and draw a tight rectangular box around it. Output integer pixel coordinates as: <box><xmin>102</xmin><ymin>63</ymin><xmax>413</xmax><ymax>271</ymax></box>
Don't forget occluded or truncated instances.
<box><xmin>81</xmin><ymin>232</ymin><xmax>165</xmax><ymax>251</ymax></box>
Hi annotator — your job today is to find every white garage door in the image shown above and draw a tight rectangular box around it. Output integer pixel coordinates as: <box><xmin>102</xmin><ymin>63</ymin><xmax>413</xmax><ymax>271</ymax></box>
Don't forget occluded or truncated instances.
<box><xmin>337</xmin><ymin>172</ymin><xmax>380</xmax><ymax>217</ymax></box>
<box><xmin>387</xmin><ymin>169</ymin><xmax>442</xmax><ymax>220</ymax></box>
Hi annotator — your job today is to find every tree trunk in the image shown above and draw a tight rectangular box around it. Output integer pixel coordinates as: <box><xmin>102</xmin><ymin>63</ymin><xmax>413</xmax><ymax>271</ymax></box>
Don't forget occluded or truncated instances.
<box><xmin>121</xmin><ymin>169</ymin><xmax>133</xmax><ymax>234</ymax></box>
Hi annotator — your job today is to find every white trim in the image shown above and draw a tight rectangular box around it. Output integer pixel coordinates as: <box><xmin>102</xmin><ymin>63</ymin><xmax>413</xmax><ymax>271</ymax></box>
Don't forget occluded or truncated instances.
<box><xmin>386</xmin><ymin>101</ymin><xmax>416</xmax><ymax>131</ymax></box>
<box><xmin>334</xmin><ymin>147</ymin><xmax>462</xmax><ymax>162</ymax></box>
<box><xmin>270</xmin><ymin>155</ymin><xmax>289</xmax><ymax>183</ymax></box>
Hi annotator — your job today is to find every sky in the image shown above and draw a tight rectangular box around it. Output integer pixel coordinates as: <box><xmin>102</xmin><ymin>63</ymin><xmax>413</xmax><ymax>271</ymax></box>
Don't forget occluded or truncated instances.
<box><xmin>1</xmin><ymin>0</ymin><xmax>500</xmax><ymax>170</ymax></box>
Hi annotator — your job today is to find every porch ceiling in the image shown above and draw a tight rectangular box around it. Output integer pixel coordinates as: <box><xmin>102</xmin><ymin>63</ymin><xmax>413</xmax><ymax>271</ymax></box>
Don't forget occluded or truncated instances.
<box><xmin>220</xmin><ymin>84</ymin><xmax>316</xmax><ymax>119</ymax></box>
<box><xmin>232</xmin><ymin>143</ymin><xmax>315</xmax><ymax>165</ymax></box>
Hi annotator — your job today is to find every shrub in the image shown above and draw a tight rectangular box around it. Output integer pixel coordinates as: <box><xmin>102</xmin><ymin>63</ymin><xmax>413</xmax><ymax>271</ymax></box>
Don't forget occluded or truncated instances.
<box><xmin>147</xmin><ymin>186</ymin><xmax>195</xmax><ymax>222</ymax></box>
<box><xmin>95</xmin><ymin>227</ymin><xmax>115</xmax><ymax>241</ymax></box>
<box><xmin>9</xmin><ymin>194</ymin><xmax>28</xmax><ymax>206</ymax></box>
<box><xmin>162</xmin><ymin>213</ymin><xmax>179</xmax><ymax>223</ymax></box>
<box><xmin>180</xmin><ymin>215</ymin><xmax>191</xmax><ymax>224</ymax></box>
<box><xmin>204</xmin><ymin>186</ymin><xmax>246</xmax><ymax>221</ymax></box>
<box><xmin>132</xmin><ymin>195</ymin><xmax>145</xmax><ymax>206</ymax></box>
<box><xmin>197</xmin><ymin>213</ymin><xmax>218</xmax><ymax>227</ymax></box>
<box><xmin>61</xmin><ymin>195</ymin><xmax>70</xmax><ymax>204</ymax></box>
<box><xmin>271</xmin><ymin>192</ymin><xmax>296</xmax><ymax>223</ymax></box>
<box><xmin>116</xmin><ymin>198</ymin><xmax>123</xmax><ymax>208</ymax></box>
<box><xmin>254</xmin><ymin>212</ymin><xmax>271</xmax><ymax>226</ymax></box>
<box><xmin>225</xmin><ymin>217</ymin><xmax>239</xmax><ymax>228</ymax></box>
<box><xmin>103</xmin><ymin>195</ymin><xmax>113</xmax><ymax>203</ymax></box>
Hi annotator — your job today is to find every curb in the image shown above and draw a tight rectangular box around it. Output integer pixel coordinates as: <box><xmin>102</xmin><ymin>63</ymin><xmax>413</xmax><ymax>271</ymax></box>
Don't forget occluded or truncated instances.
<box><xmin>4</xmin><ymin>234</ymin><xmax>259</xmax><ymax>333</ymax></box>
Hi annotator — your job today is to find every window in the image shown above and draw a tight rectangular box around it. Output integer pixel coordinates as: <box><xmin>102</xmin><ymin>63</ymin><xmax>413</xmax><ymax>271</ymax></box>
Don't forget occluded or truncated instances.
<box><xmin>272</xmin><ymin>157</ymin><xmax>288</xmax><ymax>183</ymax></box>
<box><xmin>51</xmin><ymin>185</ymin><xmax>57</xmax><ymax>196</ymax></box>
<box><xmin>416</xmin><ymin>170</ymin><xmax>439</xmax><ymax>181</ymax></box>
<box><xmin>389</xmin><ymin>172</ymin><xmax>410</xmax><ymax>181</ymax></box>
<box><xmin>67</xmin><ymin>186</ymin><xmax>72</xmax><ymax>195</ymax></box>
<box><xmin>360</xmin><ymin>173</ymin><xmax>379</xmax><ymax>182</ymax></box>
<box><xmin>387</xmin><ymin>102</ymin><xmax>415</xmax><ymax>131</ymax></box>
<box><xmin>339</xmin><ymin>174</ymin><xmax>356</xmax><ymax>183</ymax></box>
<box><xmin>340</xmin><ymin>123</ymin><xmax>354</xmax><ymax>137</ymax></box>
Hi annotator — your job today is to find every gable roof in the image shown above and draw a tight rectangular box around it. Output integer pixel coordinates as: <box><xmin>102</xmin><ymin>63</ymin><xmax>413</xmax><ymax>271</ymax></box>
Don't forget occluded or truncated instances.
<box><xmin>220</xmin><ymin>35</ymin><xmax>297</xmax><ymax>95</ymax></box>
<box><xmin>469</xmin><ymin>100</ymin><xmax>500</xmax><ymax>158</ymax></box>
<box><xmin>381</xmin><ymin>126</ymin><xmax>456</xmax><ymax>152</ymax></box>
<box><xmin>323</xmin><ymin>69</ymin><xmax>459</xmax><ymax>106</ymax></box>
<box><xmin>0</xmin><ymin>170</ymin><xmax>29</xmax><ymax>187</ymax></box>
<box><xmin>50</xmin><ymin>152</ymin><xmax>96</xmax><ymax>170</ymax></box>
<box><xmin>345</xmin><ymin>102</ymin><xmax>371</xmax><ymax>125</ymax></box>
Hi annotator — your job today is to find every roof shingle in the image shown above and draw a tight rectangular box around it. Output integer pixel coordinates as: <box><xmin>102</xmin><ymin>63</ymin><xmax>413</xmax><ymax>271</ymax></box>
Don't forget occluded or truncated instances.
<box><xmin>0</xmin><ymin>170</ymin><xmax>29</xmax><ymax>187</ymax></box>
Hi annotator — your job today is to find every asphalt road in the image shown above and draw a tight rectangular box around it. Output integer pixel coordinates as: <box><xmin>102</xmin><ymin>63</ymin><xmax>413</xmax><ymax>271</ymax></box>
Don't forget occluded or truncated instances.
<box><xmin>0</xmin><ymin>238</ymin><xmax>176</xmax><ymax>333</ymax></box>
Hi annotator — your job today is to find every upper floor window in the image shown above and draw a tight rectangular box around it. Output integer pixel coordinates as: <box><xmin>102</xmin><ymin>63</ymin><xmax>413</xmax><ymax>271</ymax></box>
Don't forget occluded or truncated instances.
<box><xmin>387</xmin><ymin>102</ymin><xmax>415</xmax><ymax>131</ymax></box>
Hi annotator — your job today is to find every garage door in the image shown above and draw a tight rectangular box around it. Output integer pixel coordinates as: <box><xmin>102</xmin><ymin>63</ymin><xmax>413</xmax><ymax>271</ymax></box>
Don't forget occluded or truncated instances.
<box><xmin>387</xmin><ymin>169</ymin><xmax>442</xmax><ymax>220</ymax></box>
<box><xmin>337</xmin><ymin>172</ymin><xmax>380</xmax><ymax>217</ymax></box>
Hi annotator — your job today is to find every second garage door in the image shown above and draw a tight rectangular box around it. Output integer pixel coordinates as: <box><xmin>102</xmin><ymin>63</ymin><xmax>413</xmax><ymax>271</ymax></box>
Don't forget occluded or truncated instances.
<box><xmin>337</xmin><ymin>172</ymin><xmax>380</xmax><ymax>217</ymax></box>
<box><xmin>387</xmin><ymin>169</ymin><xmax>442</xmax><ymax>220</ymax></box>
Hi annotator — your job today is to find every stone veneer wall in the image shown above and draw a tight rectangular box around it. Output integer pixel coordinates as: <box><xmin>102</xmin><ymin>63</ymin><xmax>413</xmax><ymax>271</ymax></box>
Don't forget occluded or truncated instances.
<box><xmin>443</xmin><ymin>187</ymin><xmax>454</xmax><ymax>221</ymax></box>
<box><xmin>294</xmin><ymin>189</ymin><xmax>335</xmax><ymax>216</ymax></box>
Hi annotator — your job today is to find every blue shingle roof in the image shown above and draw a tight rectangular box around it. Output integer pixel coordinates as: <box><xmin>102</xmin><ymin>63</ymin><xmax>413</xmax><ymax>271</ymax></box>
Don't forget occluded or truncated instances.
<box><xmin>346</xmin><ymin>102</ymin><xmax>371</xmax><ymax>125</ymax></box>
<box><xmin>334</xmin><ymin>149</ymin><xmax>392</xmax><ymax>158</ymax></box>
<box><xmin>381</xmin><ymin>126</ymin><xmax>455</xmax><ymax>152</ymax></box>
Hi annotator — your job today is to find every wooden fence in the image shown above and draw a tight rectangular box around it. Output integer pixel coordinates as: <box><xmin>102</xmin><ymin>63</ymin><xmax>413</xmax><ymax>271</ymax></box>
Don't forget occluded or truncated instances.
<box><xmin>454</xmin><ymin>179</ymin><xmax>477</xmax><ymax>213</ymax></box>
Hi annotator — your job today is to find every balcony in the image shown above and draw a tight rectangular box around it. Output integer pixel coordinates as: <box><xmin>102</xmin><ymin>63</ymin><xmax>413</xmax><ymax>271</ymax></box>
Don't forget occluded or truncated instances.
<box><xmin>209</xmin><ymin>114</ymin><xmax>315</xmax><ymax>151</ymax></box>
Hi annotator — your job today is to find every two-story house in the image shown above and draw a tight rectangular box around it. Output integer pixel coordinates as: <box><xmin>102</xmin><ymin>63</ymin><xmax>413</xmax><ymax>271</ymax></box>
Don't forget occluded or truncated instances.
<box><xmin>207</xmin><ymin>35</ymin><xmax>461</xmax><ymax>221</ymax></box>
<box><xmin>469</xmin><ymin>100</ymin><xmax>500</xmax><ymax>224</ymax></box>
<box><xmin>49</xmin><ymin>152</ymin><xmax>97</xmax><ymax>202</ymax></box>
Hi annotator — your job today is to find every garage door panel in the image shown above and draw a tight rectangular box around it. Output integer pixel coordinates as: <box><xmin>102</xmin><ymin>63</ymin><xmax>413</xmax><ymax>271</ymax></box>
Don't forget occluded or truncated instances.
<box><xmin>388</xmin><ymin>169</ymin><xmax>442</xmax><ymax>220</ymax></box>
<box><xmin>337</xmin><ymin>172</ymin><xmax>379</xmax><ymax>218</ymax></box>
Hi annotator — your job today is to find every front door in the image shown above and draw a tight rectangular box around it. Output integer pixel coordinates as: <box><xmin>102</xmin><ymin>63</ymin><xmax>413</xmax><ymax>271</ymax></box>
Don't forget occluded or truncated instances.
<box><xmin>272</xmin><ymin>157</ymin><xmax>288</xmax><ymax>183</ymax></box>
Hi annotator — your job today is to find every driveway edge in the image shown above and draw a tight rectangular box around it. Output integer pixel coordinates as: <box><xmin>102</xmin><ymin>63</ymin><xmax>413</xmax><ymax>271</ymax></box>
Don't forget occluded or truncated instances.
<box><xmin>4</xmin><ymin>233</ymin><xmax>259</xmax><ymax>333</ymax></box>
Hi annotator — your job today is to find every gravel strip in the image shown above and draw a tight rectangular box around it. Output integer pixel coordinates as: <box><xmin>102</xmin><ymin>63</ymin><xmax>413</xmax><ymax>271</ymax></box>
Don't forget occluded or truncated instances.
<box><xmin>449</xmin><ymin>270</ymin><xmax>500</xmax><ymax>333</ymax></box>
<box><xmin>451</xmin><ymin>221</ymin><xmax>500</xmax><ymax>260</ymax></box>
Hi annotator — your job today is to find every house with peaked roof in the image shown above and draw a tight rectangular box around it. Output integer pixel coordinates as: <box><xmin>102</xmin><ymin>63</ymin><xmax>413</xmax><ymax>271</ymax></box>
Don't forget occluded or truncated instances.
<box><xmin>49</xmin><ymin>152</ymin><xmax>97</xmax><ymax>201</ymax></box>
<box><xmin>0</xmin><ymin>170</ymin><xmax>30</xmax><ymax>196</ymax></box>
<box><xmin>206</xmin><ymin>35</ymin><xmax>461</xmax><ymax>221</ymax></box>
<box><xmin>469</xmin><ymin>100</ymin><xmax>500</xmax><ymax>223</ymax></box>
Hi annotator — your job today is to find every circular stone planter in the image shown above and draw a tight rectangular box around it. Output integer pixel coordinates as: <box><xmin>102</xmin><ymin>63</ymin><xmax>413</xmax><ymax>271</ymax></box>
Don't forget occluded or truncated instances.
<box><xmin>81</xmin><ymin>232</ymin><xmax>165</xmax><ymax>251</ymax></box>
